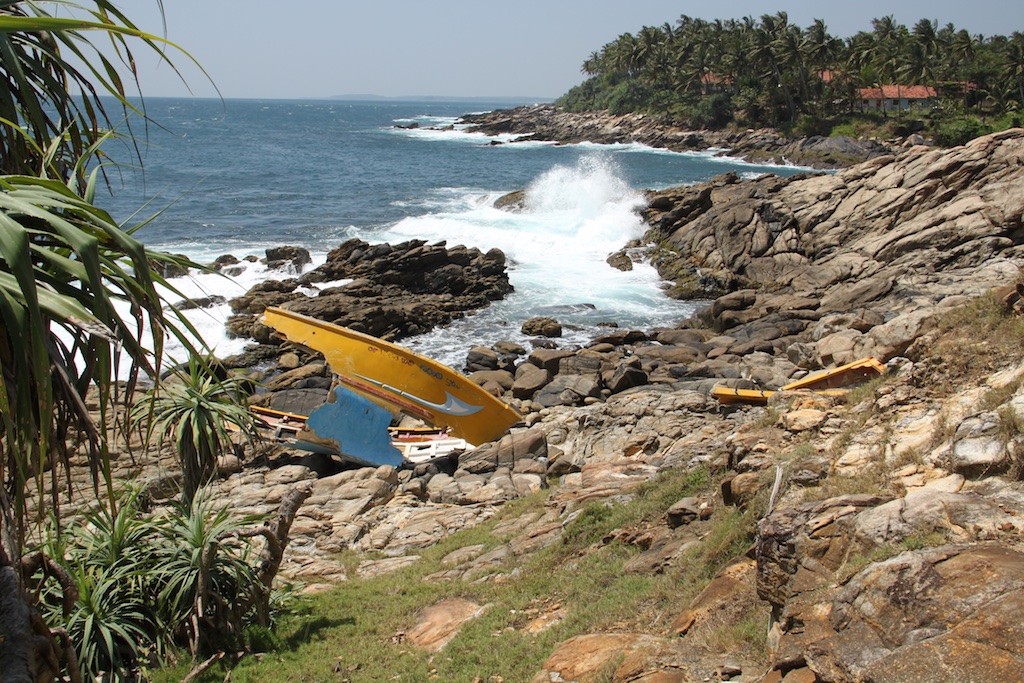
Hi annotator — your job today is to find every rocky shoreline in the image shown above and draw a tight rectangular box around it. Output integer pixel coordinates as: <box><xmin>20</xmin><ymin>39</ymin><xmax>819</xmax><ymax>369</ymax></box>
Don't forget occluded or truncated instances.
<box><xmin>225</xmin><ymin>130</ymin><xmax>1024</xmax><ymax>421</ymax></box>
<box><xmin>458</xmin><ymin>104</ymin><xmax>906</xmax><ymax>169</ymax></box>
<box><xmin>47</xmin><ymin>129</ymin><xmax>1024</xmax><ymax>681</ymax></box>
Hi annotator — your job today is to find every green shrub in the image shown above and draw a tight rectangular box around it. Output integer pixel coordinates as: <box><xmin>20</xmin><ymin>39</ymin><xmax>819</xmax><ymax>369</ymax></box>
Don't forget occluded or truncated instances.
<box><xmin>691</xmin><ymin>93</ymin><xmax>734</xmax><ymax>129</ymax></box>
<box><xmin>934</xmin><ymin>117</ymin><xmax>991</xmax><ymax>146</ymax></box>
<box><xmin>134</xmin><ymin>356</ymin><xmax>262</xmax><ymax>508</ymax></box>
<box><xmin>793</xmin><ymin>113</ymin><xmax>832</xmax><ymax>137</ymax></box>
<box><xmin>30</xmin><ymin>488</ymin><xmax>300</xmax><ymax>680</ymax></box>
<box><xmin>35</xmin><ymin>492</ymin><xmax>166</xmax><ymax>680</ymax></box>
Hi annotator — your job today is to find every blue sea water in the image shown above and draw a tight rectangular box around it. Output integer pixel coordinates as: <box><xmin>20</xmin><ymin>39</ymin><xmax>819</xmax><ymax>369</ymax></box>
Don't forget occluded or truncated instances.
<box><xmin>97</xmin><ymin>97</ymin><xmax>808</xmax><ymax>367</ymax></box>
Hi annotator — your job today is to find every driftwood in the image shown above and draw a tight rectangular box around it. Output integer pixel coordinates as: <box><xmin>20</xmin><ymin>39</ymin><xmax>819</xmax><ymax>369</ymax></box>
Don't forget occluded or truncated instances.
<box><xmin>181</xmin><ymin>652</ymin><xmax>225</xmax><ymax>683</ymax></box>
<box><xmin>21</xmin><ymin>551</ymin><xmax>79</xmax><ymax>618</ymax></box>
<box><xmin>228</xmin><ymin>484</ymin><xmax>312</xmax><ymax>626</ymax></box>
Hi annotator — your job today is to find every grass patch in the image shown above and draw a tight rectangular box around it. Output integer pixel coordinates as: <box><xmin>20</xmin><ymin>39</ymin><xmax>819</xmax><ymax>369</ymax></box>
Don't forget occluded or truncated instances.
<box><xmin>152</xmin><ymin>466</ymin><xmax>728</xmax><ymax>683</ymax></box>
<box><xmin>802</xmin><ymin>467</ymin><xmax>891</xmax><ymax>502</ymax></box>
<box><xmin>999</xmin><ymin>404</ymin><xmax>1024</xmax><ymax>441</ymax></box>
<box><xmin>693</xmin><ymin>610</ymin><xmax>768</xmax><ymax>658</ymax></box>
<box><xmin>836</xmin><ymin>530</ymin><xmax>949</xmax><ymax>583</ymax></box>
<box><xmin>981</xmin><ymin>378</ymin><xmax>1024</xmax><ymax>414</ymax></box>
<box><xmin>561</xmin><ymin>466</ymin><xmax>711</xmax><ymax>554</ymax></box>
<box><xmin>840</xmin><ymin>374</ymin><xmax>890</xmax><ymax>408</ymax></box>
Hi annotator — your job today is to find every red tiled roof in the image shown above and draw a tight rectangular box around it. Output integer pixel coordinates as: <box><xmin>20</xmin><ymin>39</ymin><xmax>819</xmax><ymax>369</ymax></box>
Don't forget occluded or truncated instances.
<box><xmin>858</xmin><ymin>85</ymin><xmax>937</xmax><ymax>99</ymax></box>
<box><xmin>700</xmin><ymin>73</ymin><xmax>733</xmax><ymax>85</ymax></box>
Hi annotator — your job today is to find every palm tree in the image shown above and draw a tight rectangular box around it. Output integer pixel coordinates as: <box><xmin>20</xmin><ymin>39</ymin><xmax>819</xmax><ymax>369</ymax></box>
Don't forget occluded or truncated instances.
<box><xmin>0</xmin><ymin>3</ymin><xmax>213</xmax><ymax>680</ymax></box>
<box><xmin>999</xmin><ymin>33</ymin><xmax>1024</xmax><ymax>109</ymax></box>
<box><xmin>950</xmin><ymin>29</ymin><xmax>980</xmax><ymax>112</ymax></box>
<box><xmin>751</xmin><ymin>12</ymin><xmax>799</xmax><ymax>123</ymax></box>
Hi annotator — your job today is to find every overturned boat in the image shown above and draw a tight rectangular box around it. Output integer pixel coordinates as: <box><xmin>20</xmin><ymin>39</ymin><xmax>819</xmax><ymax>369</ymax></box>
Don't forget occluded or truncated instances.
<box><xmin>250</xmin><ymin>405</ymin><xmax>469</xmax><ymax>466</ymax></box>
<box><xmin>257</xmin><ymin>307</ymin><xmax>521</xmax><ymax>465</ymax></box>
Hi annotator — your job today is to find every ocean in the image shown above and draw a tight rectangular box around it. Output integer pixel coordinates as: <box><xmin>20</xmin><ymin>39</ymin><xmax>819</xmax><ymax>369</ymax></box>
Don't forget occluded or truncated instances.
<box><xmin>97</xmin><ymin>98</ymin><xmax>808</xmax><ymax>368</ymax></box>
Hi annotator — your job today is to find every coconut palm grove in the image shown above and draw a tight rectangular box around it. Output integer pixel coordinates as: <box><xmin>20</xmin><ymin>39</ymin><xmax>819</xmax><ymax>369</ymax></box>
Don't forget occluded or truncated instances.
<box><xmin>560</xmin><ymin>12</ymin><xmax>1024</xmax><ymax>145</ymax></box>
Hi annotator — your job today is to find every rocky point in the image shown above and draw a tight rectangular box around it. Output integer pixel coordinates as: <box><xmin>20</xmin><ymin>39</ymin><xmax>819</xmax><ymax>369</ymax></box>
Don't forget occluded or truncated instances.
<box><xmin>43</xmin><ymin>128</ymin><xmax>1024</xmax><ymax>682</ymax></box>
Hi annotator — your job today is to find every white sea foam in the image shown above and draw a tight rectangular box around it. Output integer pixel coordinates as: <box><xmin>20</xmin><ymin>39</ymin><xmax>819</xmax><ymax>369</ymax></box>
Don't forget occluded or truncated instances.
<box><xmin>124</xmin><ymin>253</ymin><xmax>328</xmax><ymax>369</ymax></box>
<box><xmin>380</xmin><ymin>154</ymin><xmax>697</xmax><ymax>366</ymax></box>
<box><xmin>398</xmin><ymin>123</ymin><xmax>819</xmax><ymax>173</ymax></box>
<box><xmin>390</xmin><ymin>125</ymin><xmax>538</xmax><ymax>146</ymax></box>
<box><xmin>133</xmin><ymin>154</ymin><xmax>698</xmax><ymax>371</ymax></box>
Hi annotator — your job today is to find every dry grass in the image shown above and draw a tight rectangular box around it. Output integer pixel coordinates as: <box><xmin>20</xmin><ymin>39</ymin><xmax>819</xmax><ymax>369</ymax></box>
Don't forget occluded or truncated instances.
<box><xmin>928</xmin><ymin>293</ymin><xmax>1024</xmax><ymax>395</ymax></box>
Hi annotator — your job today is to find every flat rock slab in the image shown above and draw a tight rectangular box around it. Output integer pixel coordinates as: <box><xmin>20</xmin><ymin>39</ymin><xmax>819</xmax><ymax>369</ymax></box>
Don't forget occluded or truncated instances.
<box><xmin>529</xmin><ymin>633</ymin><xmax>697</xmax><ymax>683</ymax></box>
<box><xmin>406</xmin><ymin>598</ymin><xmax>489</xmax><ymax>651</ymax></box>
<box><xmin>356</xmin><ymin>555</ymin><xmax>421</xmax><ymax>579</ymax></box>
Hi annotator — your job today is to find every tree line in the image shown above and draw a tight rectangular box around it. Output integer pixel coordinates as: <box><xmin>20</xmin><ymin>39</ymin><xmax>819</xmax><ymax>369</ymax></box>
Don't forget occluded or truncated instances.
<box><xmin>559</xmin><ymin>12</ymin><xmax>1024</xmax><ymax>142</ymax></box>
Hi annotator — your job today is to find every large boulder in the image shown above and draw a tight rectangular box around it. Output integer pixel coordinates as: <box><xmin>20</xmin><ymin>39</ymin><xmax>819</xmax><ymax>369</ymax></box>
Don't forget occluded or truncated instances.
<box><xmin>459</xmin><ymin>428</ymin><xmax>548</xmax><ymax>474</ymax></box>
<box><xmin>522</xmin><ymin>316</ymin><xmax>563</xmax><ymax>338</ymax></box>
<box><xmin>228</xmin><ymin>238</ymin><xmax>513</xmax><ymax>347</ymax></box>
<box><xmin>535</xmin><ymin>375</ymin><xmax>601</xmax><ymax>408</ymax></box>
<box><xmin>264</xmin><ymin>245</ymin><xmax>311</xmax><ymax>272</ymax></box>
<box><xmin>806</xmin><ymin>545</ymin><xmax>1024</xmax><ymax>682</ymax></box>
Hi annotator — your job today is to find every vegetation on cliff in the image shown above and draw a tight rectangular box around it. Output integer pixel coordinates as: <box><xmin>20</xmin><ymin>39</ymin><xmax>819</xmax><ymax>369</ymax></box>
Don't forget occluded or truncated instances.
<box><xmin>559</xmin><ymin>12</ymin><xmax>1024</xmax><ymax>144</ymax></box>
<box><xmin>0</xmin><ymin>3</ymin><xmax>287</xmax><ymax>681</ymax></box>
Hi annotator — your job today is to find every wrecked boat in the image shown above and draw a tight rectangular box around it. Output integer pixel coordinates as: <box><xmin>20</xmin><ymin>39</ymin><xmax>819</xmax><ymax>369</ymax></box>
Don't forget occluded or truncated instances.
<box><xmin>711</xmin><ymin>357</ymin><xmax>886</xmax><ymax>406</ymax></box>
<box><xmin>257</xmin><ymin>307</ymin><xmax>521</xmax><ymax>466</ymax></box>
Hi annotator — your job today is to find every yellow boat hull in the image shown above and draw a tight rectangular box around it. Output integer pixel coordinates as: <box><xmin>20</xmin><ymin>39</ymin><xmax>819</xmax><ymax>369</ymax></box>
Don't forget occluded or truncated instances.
<box><xmin>710</xmin><ymin>387</ymin><xmax>774</xmax><ymax>406</ymax></box>
<box><xmin>711</xmin><ymin>358</ymin><xmax>884</xmax><ymax>407</ymax></box>
<box><xmin>780</xmin><ymin>357</ymin><xmax>885</xmax><ymax>392</ymax></box>
<box><xmin>259</xmin><ymin>307</ymin><xmax>521</xmax><ymax>445</ymax></box>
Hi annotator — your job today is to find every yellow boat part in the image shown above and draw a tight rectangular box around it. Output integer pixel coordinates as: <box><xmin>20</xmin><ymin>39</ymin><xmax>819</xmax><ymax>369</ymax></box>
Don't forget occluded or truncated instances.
<box><xmin>259</xmin><ymin>307</ymin><xmax>521</xmax><ymax>445</ymax></box>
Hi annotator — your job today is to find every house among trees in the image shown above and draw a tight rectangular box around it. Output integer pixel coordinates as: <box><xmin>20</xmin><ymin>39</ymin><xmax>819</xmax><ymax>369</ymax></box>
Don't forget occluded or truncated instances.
<box><xmin>858</xmin><ymin>85</ymin><xmax>938</xmax><ymax>112</ymax></box>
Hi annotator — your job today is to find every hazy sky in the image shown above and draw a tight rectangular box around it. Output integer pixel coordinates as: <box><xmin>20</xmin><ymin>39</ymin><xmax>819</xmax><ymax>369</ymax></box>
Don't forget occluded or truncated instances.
<box><xmin>115</xmin><ymin>0</ymin><xmax>1023</xmax><ymax>100</ymax></box>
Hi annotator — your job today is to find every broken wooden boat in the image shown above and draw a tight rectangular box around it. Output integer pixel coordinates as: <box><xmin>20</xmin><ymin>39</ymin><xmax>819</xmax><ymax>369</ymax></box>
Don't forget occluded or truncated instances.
<box><xmin>258</xmin><ymin>307</ymin><xmax>520</xmax><ymax>463</ymax></box>
<box><xmin>250</xmin><ymin>404</ymin><xmax>469</xmax><ymax>466</ymax></box>
<box><xmin>711</xmin><ymin>357</ymin><xmax>886</xmax><ymax>406</ymax></box>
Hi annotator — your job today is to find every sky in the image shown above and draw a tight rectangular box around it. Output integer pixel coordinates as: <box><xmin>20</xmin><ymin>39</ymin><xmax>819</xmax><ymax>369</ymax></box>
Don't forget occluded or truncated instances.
<box><xmin>110</xmin><ymin>0</ymin><xmax>1024</xmax><ymax>101</ymax></box>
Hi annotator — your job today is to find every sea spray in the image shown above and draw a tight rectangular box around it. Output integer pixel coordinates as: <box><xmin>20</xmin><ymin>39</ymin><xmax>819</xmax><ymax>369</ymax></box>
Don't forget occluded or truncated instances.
<box><xmin>384</xmin><ymin>155</ymin><xmax>697</xmax><ymax>367</ymax></box>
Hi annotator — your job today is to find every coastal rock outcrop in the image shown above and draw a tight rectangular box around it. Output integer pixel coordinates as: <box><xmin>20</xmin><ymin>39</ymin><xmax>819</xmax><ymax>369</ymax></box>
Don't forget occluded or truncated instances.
<box><xmin>224</xmin><ymin>238</ymin><xmax>512</xmax><ymax>350</ymax></box>
<box><xmin>639</xmin><ymin>130</ymin><xmax>1024</xmax><ymax>376</ymax></box>
<box><xmin>460</xmin><ymin>104</ymin><xmax>897</xmax><ymax>168</ymax></box>
<box><xmin>62</xmin><ymin>128</ymin><xmax>1024</xmax><ymax>681</ymax></box>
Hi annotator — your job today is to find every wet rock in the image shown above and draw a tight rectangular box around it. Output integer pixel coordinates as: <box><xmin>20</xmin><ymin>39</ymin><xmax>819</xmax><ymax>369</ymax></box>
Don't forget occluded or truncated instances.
<box><xmin>522</xmin><ymin>316</ymin><xmax>563</xmax><ymax>337</ymax></box>
<box><xmin>229</xmin><ymin>238</ymin><xmax>512</xmax><ymax>345</ymax></box>
<box><xmin>465</xmin><ymin>345</ymin><xmax>499</xmax><ymax>372</ymax></box>
<box><xmin>175</xmin><ymin>295</ymin><xmax>226</xmax><ymax>311</ymax></box>
<box><xmin>607</xmin><ymin>249</ymin><xmax>634</xmax><ymax>271</ymax></box>
<box><xmin>264</xmin><ymin>245</ymin><xmax>312</xmax><ymax>272</ymax></box>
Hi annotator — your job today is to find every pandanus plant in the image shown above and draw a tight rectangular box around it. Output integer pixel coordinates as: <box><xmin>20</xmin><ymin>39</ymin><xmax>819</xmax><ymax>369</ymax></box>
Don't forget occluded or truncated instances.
<box><xmin>0</xmin><ymin>2</ymin><xmax>224</xmax><ymax>680</ymax></box>
<box><xmin>133</xmin><ymin>357</ymin><xmax>262</xmax><ymax>509</ymax></box>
